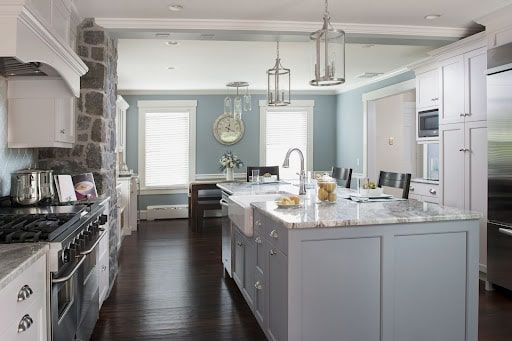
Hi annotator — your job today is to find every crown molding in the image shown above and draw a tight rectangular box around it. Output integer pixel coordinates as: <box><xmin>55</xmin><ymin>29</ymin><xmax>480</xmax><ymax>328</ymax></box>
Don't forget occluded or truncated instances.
<box><xmin>95</xmin><ymin>18</ymin><xmax>476</xmax><ymax>39</ymax></box>
<box><xmin>118</xmin><ymin>89</ymin><xmax>337</xmax><ymax>96</ymax></box>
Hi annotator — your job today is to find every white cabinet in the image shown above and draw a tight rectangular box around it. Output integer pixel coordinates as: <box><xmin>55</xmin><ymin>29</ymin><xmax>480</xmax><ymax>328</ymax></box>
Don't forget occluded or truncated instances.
<box><xmin>409</xmin><ymin>181</ymin><xmax>440</xmax><ymax>204</ymax></box>
<box><xmin>440</xmin><ymin>123</ymin><xmax>466</xmax><ymax>209</ymax></box>
<box><xmin>439</xmin><ymin>48</ymin><xmax>487</xmax><ymax>125</ymax></box>
<box><xmin>7</xmin><ymin>78</ymin><xmax>75</xmax><ymax>148</ymax></box>
<box><xmin>416</xmin><ymin>69</ymin><xmax>439</xmax><ymax>110</ymax></box>
<box><xmin>233</xmin><ymin>229</ymin><xmax>245</xmax><ymax>289</ymax></box>
<box><xmin>98</xmin><ymin>228</ymin><xmax>110</xmax><ymax>307</ymax></box>
<box><xmin>439</xmin><ymin>56</ymin><xmax>466</xmax><ymax>125</ymax></box>
<box><xmin>27</xmin><ymin>0</ymin><xmax>73</xmax><ymax>48</ymax></box>
<box><xmin>117</xmin><ymin>176</ymin><xmax>139</xmax><ymax>243</ymax></box>
<box><xmin>0</xmin><ymin>254</ymin><xmax>47</xmax><ymax>341</ymax></box>
<box><xmin>464</xmin><ymin>48</ymin><xmax>487</xmax><ymax>122</ymax></box>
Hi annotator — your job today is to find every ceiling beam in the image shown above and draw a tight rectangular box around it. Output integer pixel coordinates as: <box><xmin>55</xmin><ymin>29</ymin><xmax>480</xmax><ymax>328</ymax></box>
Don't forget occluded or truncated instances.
<box><xmin>95</xmin><ymin>18</ymin><xmax>479</xmax><ymax>39</ymax></box>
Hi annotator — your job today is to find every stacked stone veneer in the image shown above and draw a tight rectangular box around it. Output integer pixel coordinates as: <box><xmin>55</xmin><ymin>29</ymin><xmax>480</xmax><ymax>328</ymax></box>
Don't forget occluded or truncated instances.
<box><xmin>38</xmin><ymin>18</ymin><xmax>119</xmax><ymax>284</ymax></box>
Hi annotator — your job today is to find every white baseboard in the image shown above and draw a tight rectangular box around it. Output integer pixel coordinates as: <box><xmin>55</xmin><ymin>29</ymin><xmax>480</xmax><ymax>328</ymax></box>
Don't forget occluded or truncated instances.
<box><xmin>479</xmin><ymin>263</ymin><xmax>487</xmax><ymax>273</ymax></box>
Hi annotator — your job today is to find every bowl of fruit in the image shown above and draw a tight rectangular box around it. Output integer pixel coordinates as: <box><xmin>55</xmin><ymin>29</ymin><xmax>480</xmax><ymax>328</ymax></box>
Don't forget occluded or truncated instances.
<box><xmin>317</xmin><ymin>176</ymin><xmax>337</xmax><ymax>203</ymax></box>
<box><xmin>275</xmin><ymin>195</ymin><xmax>302</xmax><ymax>208</ymax></box>
<box><xmin>358</xmin><ymin>180</ymin><xmax>383</xmax><ymax>197</ymax></box>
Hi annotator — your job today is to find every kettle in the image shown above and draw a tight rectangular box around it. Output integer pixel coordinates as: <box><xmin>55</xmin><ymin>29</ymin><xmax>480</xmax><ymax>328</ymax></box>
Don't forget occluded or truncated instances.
<box><xmin>10</xmin><ymin>169</ymin><xmax>55</xmax><ymax>205</ymax></box>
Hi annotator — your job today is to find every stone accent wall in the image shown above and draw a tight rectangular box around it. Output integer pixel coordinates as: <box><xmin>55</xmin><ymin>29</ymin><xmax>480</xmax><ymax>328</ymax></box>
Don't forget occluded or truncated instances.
<box><xmin>38</xmin><ymin>18</ymin><xmax>120</xmax><ymax>284</ymax></box>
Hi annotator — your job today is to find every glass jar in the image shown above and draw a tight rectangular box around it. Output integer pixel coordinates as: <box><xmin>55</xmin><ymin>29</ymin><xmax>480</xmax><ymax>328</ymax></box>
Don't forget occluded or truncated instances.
<box><xmin>317</xmin><ymin>177</ymin><xmax>337</xmax><ymax>203</ymax></box>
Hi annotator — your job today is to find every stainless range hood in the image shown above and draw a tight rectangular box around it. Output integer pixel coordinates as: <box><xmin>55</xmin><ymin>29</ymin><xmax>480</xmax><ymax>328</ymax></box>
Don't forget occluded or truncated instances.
<box><xmin>0</xmin><ymin>2</ymin><xmax>88</xmax><ymax>96</ymax></box>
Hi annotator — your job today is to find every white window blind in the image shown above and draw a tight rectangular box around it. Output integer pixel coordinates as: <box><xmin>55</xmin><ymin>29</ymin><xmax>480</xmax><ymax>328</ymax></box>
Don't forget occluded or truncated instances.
<box><xmin>144</xmin><ymin>112</ymin><xmax>190</xmax><ymax>188</ymax></box>
<box><xmin>265</xmin><ymin>110</ymin><xmax>308</xmax><ymax>180</ymax></box>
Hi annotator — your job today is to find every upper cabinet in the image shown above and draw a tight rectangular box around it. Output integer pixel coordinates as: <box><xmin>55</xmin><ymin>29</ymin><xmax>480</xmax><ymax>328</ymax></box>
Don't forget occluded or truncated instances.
<box><xmin>8</xmin><ymin>78</ymin><xmax>76</xmax><ymax>148</ymax></box>
<box><xmin>439</xmin><ymin>48</ymin><xmax>487</xmax><ymax>125</ymax></box>
<box><xmin>439</xmin><ymin>55</ymin><xmax>465</xmax><ymax>124</ymax></box>
<box><xmin>416</xmin><ymin>69</ymin><xmax>439</xmax><ymax>110</ymax></box>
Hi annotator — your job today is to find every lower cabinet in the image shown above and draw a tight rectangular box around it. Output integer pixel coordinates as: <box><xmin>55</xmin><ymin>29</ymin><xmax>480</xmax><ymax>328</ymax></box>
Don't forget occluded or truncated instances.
<box><xmin>233</xmin><ymin>230</ymin><xmax>245</xmax><ymax>289</ymax></box>
<box><xmin>265</xmin><ymin>240</ymin><xmax>288</xmax><ymax>341</ymax></box>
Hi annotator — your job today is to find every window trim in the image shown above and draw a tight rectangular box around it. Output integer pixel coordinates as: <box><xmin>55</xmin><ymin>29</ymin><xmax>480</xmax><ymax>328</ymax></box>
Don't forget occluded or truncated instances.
<box><xmin>138</xmin><ymin>100</ymin><xmax>197</xmax><ymax>195</ymax></box>
<box><xmin>259</xmin><ymin>100</ymin><xmax>314</xmax><ymax>173</ymax></box>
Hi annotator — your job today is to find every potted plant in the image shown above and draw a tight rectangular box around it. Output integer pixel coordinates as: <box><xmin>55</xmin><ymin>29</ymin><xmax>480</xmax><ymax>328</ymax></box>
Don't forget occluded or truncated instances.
<box><xmin>219</xmin><ymin>151</ymin><xmax>243</xmax><ymax>181</ymax></box>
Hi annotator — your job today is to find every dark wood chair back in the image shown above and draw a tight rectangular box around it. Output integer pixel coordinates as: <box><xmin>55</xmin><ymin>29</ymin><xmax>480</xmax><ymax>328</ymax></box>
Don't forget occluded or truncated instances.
<box><xmin>246</xmin><ymin>166</ymin><xmax>280</xmax><ymax>182</ymax></box>
<box><xmin>331</xmin><ymin>167</ymin><xmax>353</xmax><ymax>188</ymax></box>
<box><xmin>377</xmin><ymin>171</ymin><xmax>412</xmax><ymax>199</ymax></box>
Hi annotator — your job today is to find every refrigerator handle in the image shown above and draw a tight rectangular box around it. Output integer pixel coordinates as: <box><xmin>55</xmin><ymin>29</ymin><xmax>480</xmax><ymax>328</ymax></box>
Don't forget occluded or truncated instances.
<box><xmin>499</xmin><ymin>228</ymin><xmax>512</xmax><ymax>238</ymax></box>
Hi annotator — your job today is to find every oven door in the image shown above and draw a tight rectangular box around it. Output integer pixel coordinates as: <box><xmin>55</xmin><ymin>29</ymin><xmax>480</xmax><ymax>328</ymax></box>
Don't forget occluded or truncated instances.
<box><xmin>76</xmin><ymin>230</ymin><xmax>105</xmax><ymax>341</ymax></box>
<box><xmin>51</xmin><ymin>256</ymin><xmax>85</xmax><ymax>341</ymax></box>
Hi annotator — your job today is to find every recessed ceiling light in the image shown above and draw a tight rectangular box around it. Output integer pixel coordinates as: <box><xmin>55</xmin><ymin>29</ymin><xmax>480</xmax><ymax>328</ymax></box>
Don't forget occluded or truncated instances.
<box><xmin>168</xmin><ymin>4</ymin><xmax>184</xmax><ymax>11</ymax></box>
<box><xmin>424</xmin><ymin>14</ymin><xmax>441</xmax><ymax>20</ymax></box>
<box><xmin>167</xmin><ymin>66</ymin><xmax>176</xmax><ymax>70</ymax></box>
<box><xmin>165</xmin><ymin>41</ymin><xmax>179</xmax><ymax>46</ymax></box>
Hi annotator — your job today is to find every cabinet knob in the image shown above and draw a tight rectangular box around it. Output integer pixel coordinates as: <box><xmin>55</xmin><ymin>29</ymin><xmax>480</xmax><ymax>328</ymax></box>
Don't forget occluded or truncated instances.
<box><xmin>236</xmin><ymin>241</ymin><xmax>243</xmax><ymax>247</ymax></box>
<box><xmin>101</xmin><ymin>265</ymin><xmax>107</xmax><ymax>271</ymax></box>
<box><xmin>270</xmin><ymin>249</ymin><xmax>277</xmax><ymax>256</ymax></box>
<box><xmin>255</xmin><ymin>220</ymin><xmax>262</xmax><ymax>227</ymax></box>
<box><xmin>17</xmin><ymin>314</ymin><xmax>33</xmax><ymax>333</ymax></box>
<box><xmin>17</xmin><ymin>285</ymin><xmax>33</xmax><ymax>302</ymax></box>
<box><xmin>255</xmin><ymin>237</ymin><xmax>262</xmax><ymax>244</ymax></box>
<box><xmin>60</xmin><ymin>129</ymin><xmax>66</xmax><ymax>134</ymax></box>
<box><xmin>269</xmin><ymin>230</ymin><xmax>279</xmax><ymax>239</ymax></box>
<box><xmin>410</xmin><ymin>187</ymin><xmax>415</xmax><ymax>192</ymax></box>
<box><xmin>254</xmin><ymin>281</ymin><xmax>263</xmax><ymax>290</ymax></box>
<box><xmin>429</xmin><ymin>189</ymin><xmax>437</xmax><ymax>195</ymax></box>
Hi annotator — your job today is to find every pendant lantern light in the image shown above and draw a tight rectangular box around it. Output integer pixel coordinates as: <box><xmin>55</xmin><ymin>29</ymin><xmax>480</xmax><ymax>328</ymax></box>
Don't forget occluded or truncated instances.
<box><xmin>267</xmin><ymin>41</ymin><xmax>291</xmax><ymax>106</ymax></box>
<box><xmin>310</xmin><ymin>0</ymin><xmax>345</xmax><ymax>86</ymax></box>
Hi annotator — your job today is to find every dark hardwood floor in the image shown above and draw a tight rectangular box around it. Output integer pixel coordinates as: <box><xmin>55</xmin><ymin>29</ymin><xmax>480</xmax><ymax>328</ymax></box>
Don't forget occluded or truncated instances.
<box><xmin>92</xmin><ymin>218</ymin><xmax>512</xmax><ymax>341</ymax></box>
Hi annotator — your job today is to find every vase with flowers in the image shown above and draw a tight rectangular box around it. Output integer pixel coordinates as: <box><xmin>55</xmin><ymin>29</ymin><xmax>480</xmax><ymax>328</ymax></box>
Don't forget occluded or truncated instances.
<box><xmin>219</xmin><ymin>151</ymin><xmax>243</xmax><ymax>181</ymax></box>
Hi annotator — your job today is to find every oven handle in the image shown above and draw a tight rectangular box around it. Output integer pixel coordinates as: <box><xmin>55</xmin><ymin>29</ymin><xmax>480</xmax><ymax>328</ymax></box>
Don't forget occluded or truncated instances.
<box><xmin>499</xmin><ymin>228</ymin><xmax>512</xmax><ymax>238</ymax></box>
<box><xmin>80</xmin><ymin>228</ymin><xmax>107</xmax><ymax>256</ymax></box>
<box><xmin>52</xmin><ymin>255</ymin><xmax>86</xmax><ymax>284</ymax></box>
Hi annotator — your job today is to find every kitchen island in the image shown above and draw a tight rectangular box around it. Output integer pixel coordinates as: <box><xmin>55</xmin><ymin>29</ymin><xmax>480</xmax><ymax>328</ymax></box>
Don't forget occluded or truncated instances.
<box><xmin>218</xmin><ymin>182</ymin><xmax>481</xmax><ymax>341</ymax></box>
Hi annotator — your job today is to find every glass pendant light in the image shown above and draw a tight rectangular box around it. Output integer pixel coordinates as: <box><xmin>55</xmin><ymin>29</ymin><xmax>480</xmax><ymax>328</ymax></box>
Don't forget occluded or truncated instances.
<box><xmin>267</xmin><ymin>41</ymin><xmax>291</xmax><ymax>106</ymax></box>
<box><xmin>310</xmin><ymin>0</ymin><xmax>345</xmax><ymax>86</ymax></box>
<box><xmin>226</xmin><ymin>81</ymin><xmax>250</xmax><ymax>119</ymax></box>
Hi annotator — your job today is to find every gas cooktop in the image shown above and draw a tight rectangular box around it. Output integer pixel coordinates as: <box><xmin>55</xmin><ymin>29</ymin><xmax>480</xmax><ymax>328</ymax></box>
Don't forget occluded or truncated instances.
<box><xmin>0</xmin><ymin>213</ymin><xmax>79</xmax><ymax>243</ymax></box>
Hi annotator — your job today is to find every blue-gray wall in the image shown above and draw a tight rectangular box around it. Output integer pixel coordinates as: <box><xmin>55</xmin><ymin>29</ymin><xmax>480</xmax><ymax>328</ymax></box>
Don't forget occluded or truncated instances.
<box><xmin>123</xmin><ymin>94</ymin><xmax>337</xmax><ymax>208</ymax></box>
<box><xmin>335</xmin><ymin>71</ymin><xmax>415</xmax><ymax>173</ymax></box>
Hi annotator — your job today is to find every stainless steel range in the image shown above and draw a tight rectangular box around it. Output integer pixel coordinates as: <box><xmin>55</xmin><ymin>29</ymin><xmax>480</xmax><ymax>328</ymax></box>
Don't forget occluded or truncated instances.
<box><xmin>0</xmin><ymin>199</ymin><xmax>108</xmax><ymax>341</ymax></box>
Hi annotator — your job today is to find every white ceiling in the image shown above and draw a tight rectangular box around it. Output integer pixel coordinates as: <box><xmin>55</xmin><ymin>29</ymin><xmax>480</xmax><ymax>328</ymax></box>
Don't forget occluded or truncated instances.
<box><xmin>76</xmin><ymin>0</ymin><xmax>511</xmax><ymax>29</ymax></box>
<box><xmin>117</xmin><ymin>39</ymin><xmax>433</xmax><ymax>91</ymax></box>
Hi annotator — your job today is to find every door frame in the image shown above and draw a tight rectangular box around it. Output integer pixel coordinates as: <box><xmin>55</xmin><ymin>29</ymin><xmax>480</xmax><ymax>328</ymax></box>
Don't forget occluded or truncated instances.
<box><xmin>361</xmin><ymin>79</ymin><xmax>416</xmax><ymax>178</ymax></box>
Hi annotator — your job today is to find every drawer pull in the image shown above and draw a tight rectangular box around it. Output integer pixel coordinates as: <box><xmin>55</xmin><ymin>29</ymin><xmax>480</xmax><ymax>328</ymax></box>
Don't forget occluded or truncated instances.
<box><xmin>270</xmin><ymin>230</ymin><xmax>279</xmax><ymax>239</ymax></box>
<box><xmin>17</xmin><ymin>285</ymin><xmax>33</xmax><ymax>302</ymax></box>
<box><xmin>270</xmin><ymin>249</ymin><xmax>277</xmax><ymax>256</ymax></box>
<box><xmin>236</xmin><ymin>241</ymin><xmax>243</xmax><ymax>247</ymax></box>
<box><xmin>255</xmin><ymin>220</ymin><xmax>262</xmax><ymax>227</ymax></box>
<box><xmin>429</xmin><ymin>189</ymin><xmax>437</xmax><ymax>195</ymax></box>
<box><xmin>410</xmin><ymin>187</ymin><xmax>415</xmax><ymax>192</ymax></box>
<box><xmin>254</xmin><ymin>281</ymin><xmax>263</xmax><ymax>290</ymax></box>
<box><xmin>255</xmin><ymin>237</ymin><xmax>262</xmax><ymax>244</ymax></box>
<box><xmin>17</xmin><ymin>314</ymin><xmax>33</xmax><ymax>333</ymax></box>
<box><xmin>101</xmin><ymin>265</ymin><xmax>107</xmax><ymax>271</ymax></box>
<box><xmin>431</xmin><ymin>97</ymin><xmax>439</xmax><ymax>101</ymax></box>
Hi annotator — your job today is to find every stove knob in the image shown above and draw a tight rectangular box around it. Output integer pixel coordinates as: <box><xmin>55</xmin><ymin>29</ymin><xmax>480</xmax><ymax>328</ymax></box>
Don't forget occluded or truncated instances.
<box><xmin>99</xmin><ymin>214</ymin><xmax>107</xmax><ymax>225</ymax></box>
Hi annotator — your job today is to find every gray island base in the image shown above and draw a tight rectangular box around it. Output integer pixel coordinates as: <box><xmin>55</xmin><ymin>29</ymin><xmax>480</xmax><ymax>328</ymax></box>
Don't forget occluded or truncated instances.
<box><xmin>219</xmin><ymin>183</ymin><xmax>481</xmax><ymax>341</ymax></box>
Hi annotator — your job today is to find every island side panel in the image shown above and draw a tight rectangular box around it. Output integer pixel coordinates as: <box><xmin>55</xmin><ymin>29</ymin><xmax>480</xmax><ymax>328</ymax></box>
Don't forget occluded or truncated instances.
<box><xmin>287</xmin><ymin>219</ymin><xmax>480</xmax><ymax>341</ymax></box>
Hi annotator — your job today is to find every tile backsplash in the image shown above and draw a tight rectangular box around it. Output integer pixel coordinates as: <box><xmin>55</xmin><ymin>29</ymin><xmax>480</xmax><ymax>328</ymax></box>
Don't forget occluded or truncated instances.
<box><xmin>0</xmin><ymin>76</ymin><xmax>36</xmax><ymax>196</ymax></box>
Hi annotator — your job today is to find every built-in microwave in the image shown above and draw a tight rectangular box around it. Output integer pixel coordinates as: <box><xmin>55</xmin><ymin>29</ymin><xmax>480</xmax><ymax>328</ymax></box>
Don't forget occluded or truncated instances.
<box><xmin>418</xmin><ymin>109</ymin><xmax>439</xmax><ymax>138</ymax></box>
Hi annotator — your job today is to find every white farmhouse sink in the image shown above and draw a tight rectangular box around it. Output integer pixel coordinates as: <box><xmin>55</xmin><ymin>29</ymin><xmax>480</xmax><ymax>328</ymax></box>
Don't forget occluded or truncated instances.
<box><xmin>228</xmin><ymin>194</ymin><xmax>284</xmax><ymax>237</ymax></box>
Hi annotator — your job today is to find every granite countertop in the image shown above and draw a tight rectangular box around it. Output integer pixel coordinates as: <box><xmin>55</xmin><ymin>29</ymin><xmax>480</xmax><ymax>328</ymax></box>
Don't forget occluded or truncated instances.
<box><xmin>217</xmin><ymin>181</ymin><xmax>300</xmax><ymax>196</ymax></box>
<box><xmin>411</xmin><ymin>178</ymin><xmax>440</xmax><ymax>185</ymax></box>
<box><xmin>250</xmin><ymin>189</ymin><xmax>481</xmax><ymax>229</ymax></box>
<box><xmin>0</xmin><ymin>243</ymin><xmax>49</xmax><ymax>290</ymax></box>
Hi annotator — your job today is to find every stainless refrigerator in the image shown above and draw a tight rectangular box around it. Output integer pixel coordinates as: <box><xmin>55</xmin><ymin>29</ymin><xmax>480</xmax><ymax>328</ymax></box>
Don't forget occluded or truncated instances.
<box><xmin>487</xmin><ymin>42</ymin><xmax>512</xmax><ymax>290</ymax></box>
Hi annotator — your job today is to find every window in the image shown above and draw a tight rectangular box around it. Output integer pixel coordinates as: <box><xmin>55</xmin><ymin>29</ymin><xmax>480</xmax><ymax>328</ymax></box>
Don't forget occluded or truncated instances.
<box><xmin>138</xmin><ymin>101</ymin><xmax>197</xmax><ymax>193</ymax></box>
<box><xmin>259</xmin><ymin>100</ymin><xmax>314</xmax><ymax>180</ymax></box>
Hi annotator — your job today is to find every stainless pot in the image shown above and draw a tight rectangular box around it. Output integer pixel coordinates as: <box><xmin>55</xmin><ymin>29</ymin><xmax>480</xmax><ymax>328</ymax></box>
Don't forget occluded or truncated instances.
<box><xmin>10</xmin><ymin>169</ymin><xmax>55</xmax><ymax>205</ymax></box>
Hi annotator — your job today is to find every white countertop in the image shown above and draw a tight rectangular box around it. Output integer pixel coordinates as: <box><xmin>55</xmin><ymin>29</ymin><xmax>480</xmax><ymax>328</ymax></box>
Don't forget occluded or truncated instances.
<box><xmin>0</xmin><ymin>243</ymin><xmax>49</xmax><ymax>290</ymax></box>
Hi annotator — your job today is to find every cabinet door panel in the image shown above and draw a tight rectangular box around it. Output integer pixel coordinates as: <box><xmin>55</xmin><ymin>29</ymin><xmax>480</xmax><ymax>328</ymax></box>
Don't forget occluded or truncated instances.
<box><xmin>440</xmin><ymin>56</ymin><xmax>465</xmax><ymax>124</ymax></box>
<box><xmin>233</xmin><ymin>231</ymin><xmax>245</xmax><ymax>289</ymax></box>
<box><xmin>243</xmin><ymin>237</ymin><xmax>256</xmax><ymax>308</ymax></box>
<box><xmin>267</xmin><ymin>245</ymin><xmax>288</xmax><ymax>341</ymax></box>
<box><xmin>465</xmin><ymin>121</ymin><xmax>488</xmax><ymax>265</ymax></box>
<box><xmin>440</xmin><ymin>124</ymin><xmax>465</xmax><ymax>209</ymax></box>
<box><xmin>416</xmin><ymin>70</ymin><xmax>439</xmax><ymax>109</ymax></box>
<box><xmin>465</xmin><ymin>49</ymin><xmax>487</xmax><ymax>122</ymax></box>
